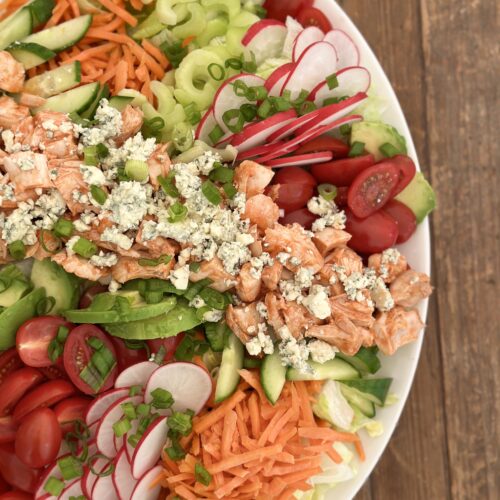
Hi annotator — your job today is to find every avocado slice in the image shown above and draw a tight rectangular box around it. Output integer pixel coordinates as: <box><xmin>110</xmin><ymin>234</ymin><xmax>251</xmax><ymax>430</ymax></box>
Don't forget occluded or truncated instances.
<box><xmin>350</xmin><ymin>121</ymin><xmax>407</xmax><ymax>161</ymax></box>
<box><xmin>31</xmin><ymin>259</ymin><xmax>80</xmax><ymax>315</ymax></box>
<box><xmin>104</xmin><ymin>299</ymin><xmax>202</xmax><ymax>340</ymax></box>
<box><xmin>0</xmin><ymin>264</ymin><xmax>28</xmax><ymax>282</ymax></box>
<box><xmin>0</xmin><ymin>279</ymin><xmax>31</xmax><ymax>308</ymax></box>
<box><xmin>0</xmin><ymin>287</ymin><xmax>46</xmax><ymax>350</ymax></box>
<box><xmin>396</xmin><ymin>172</ymin><xmax>436</xmax><ymax>223</ymax></box>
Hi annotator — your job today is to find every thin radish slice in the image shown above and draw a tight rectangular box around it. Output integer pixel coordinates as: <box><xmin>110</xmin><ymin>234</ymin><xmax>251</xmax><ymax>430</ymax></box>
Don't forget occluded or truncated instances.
<box><xmin>195</xmin><ymin>107</ymin><xmax>217</xmax><ymax>144</ymax></box>
<box><xmin>58</xmin><ymin>479</ymin><xmax>82</xmax><ymax>500</ymax></box>
<box><xmin>144</xmin><ymin>362</ymin><xmax>212</xmax><ymax>415</ymax></box>
<box><xmin>265</xmin><ymin>63</ymin><xmax>295</xmax><ymax>97</ymax></box>
<box><xmin>82</xmin><ymin>457</ymin><xmax>109</xmax><ymax>498</ymax></box>
<box><xmin>131</xmin><ymin>416</ymin><xmax>168</xmax><ymax>480</ymax></box>
<box><xmin>131</xmin><ymin>465</ymin><xmax>163</xmax><ymax>500</ymax></box>
<box><xmin>114</xmin><ymin>361</ymin><xmax>158</xmax><ymax>389</ymax></box>
<box><xmin>294</xmin><ymin>92</ymin><xmax>367</xmax><ymax>136</ymax></box>
<box><xmin>264</xmin><ymin>151</ymin><xmax>334</xmax><ymax>168</ymax></box>
<box><xmin>113</xmin><ymin>449</ymin><xmax>137</xmax><ymax>500</ymax></box>
<box><xmin>241</xmin><ymin>19</ymin><xmax>287</xmax><ymax>65</ymax></box>
<box><xmin>323</xmin><ymin>29</ymin><xmax>360</xmax><ymax>68</ymax></box>
<box><xmin>230</xmin><ymin>110</ymin><xmax>297</xmax><ymax>152</ymax></box>
<box><xmin>237</xmin><ymin>141</ymin><xmax>294</xmax><ymax>160</ymax></box>
<box><xmin>309</xmin><ymin>66</ymin><xmax>371</xmax><ymax>106</ymax></box>
<box><xmin>293</xmin><ymin>26</ymin><xmax>325</xmax><ymax>61</ymax></box>
<box><xmin>267</xmin><ymin>108</ymin><xmax>322</xmax><ymax>143</ymax></box>
<box><xmin>85</xmin><ymin>388</ymin><xmax>129</xmax><ymax>426</ymax></box>
<box><xmin>92</xmin><ymin>472</ymin><xmax>118</xmax><ymax>500</ymax></box>
<box><xmin>35</xmin><ymin>462</ymin><xmax>61</xmax><ymax>499</ymax></box>
<box><xmin>282</xmin><ymin>42</ymin><xmax>338</xmax><ymax>99</ymax></box>
<box><xmin>124</xmin><ymin>418</ymin><xmax>139</xmax><ymax>463</ymax></box>
<box><xmin>96</xmin><ymin>395</ymin><xmax>143</xmax><ymax>459</ymax></box>
<box><xmin>88</xmin><ymin>420</ymin><xmax>99</xmax><ymax>438</ymax></box>
<box><xmin>213</xmin><ymin>74</ymin><xmax>265</xmax><ymax>133</ymax></box>
<box><xmin>214</xmin><ymin>132</ymin><xmax>235</xmax><ymax>148</ymax></box>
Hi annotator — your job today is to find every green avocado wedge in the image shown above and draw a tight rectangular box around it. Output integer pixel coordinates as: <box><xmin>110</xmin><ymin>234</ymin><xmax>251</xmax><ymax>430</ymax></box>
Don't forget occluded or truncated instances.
<box><xmin>103</xmin><ymin>299</ymin><xmax>201</xmax><ymax>340</ymax></box>
<box><xmin>0</xmin><ymin>287</ymin><xmax>46</xmax><ymax>350</ymax></box>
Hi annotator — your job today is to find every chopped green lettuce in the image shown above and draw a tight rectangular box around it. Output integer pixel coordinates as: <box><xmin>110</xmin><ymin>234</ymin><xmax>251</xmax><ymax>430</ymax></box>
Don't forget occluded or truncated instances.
<box><xmin>312</xmin><ymin>380</ymin><xmax>355</xmax><ymax>430</ymax></box>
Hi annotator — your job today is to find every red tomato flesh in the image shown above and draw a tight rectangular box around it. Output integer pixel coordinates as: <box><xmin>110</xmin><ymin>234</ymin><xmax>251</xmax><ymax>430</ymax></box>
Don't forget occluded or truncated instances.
<box><xmin>0</xmin><ymin>492</ymin><xmax>33</xmax><ymax>500</ymax></box>
<box><xmin>16</xmin><ymin>316</ymin><xmax>73</xmax><ymax>368</ymax></box>
<box><xmin>15</xmin><ymin>408</ymin><xmax>61</xmax><ymax>469</ymax></box>
<box><xmin>147</xmin><ymin>334</ymin><xmax>185</xmax><ymax>363</ymax></box>
<box><xmin>111</xmin><ymin>338</ymin><xmax>149</xmax><ymax>372</ymax></box>
<box><xmin>297</xmin><ymin>6</ymin><xmax>332</xmax><ymax>31</ymax></box>
<box><xmin>0</xmin><ymin>368</ymin><xmax>44</xmax><ymax>416</ymax></box>
<box><xmin>347</xmin><ymin>162</ymin><xmax>401</xmax><ymax>218</ymax></box>
<box><xmin>0</xmin><ymin>444</ymin><xmax>41</xmax><ymax>493</ymax></box>
<box><xmin>53</xmin><ymin>396</ymin><xmax>91</xmax><ymax>434</ymax></box>
<box><xmin>295</xmin><ymin>136</ymin><xmax>350</xmax><ymax>158</ymax></box>
<box><xmin>335</xmin><ymin>186</ymin><xmax>349</xmax><ymax>207</ymax></box>
<box><xmin>311</xmin><ymin>154</ymin><xmax>376</xmax><ymax>187</ymax></box>
<box><xmin>388</xmin><ymin>154</ymin><xmax>417</xmax><ymax>196</ymax></box>
<box><xmin>39</xmin><ymin>364</ymin><xmax>68</xmax><ymax>381</ymax></box>
<box><xmin>383</xmin><ymin>199</ymin><xmax>418</xmax><ymax>244</ymax></box>
<box><xmin>280</xmin><ymin>208</ymin><xmax>318</xmax><ymax>229</ymax></box>
<box><xmin>263</xmin><ymin>0</ymin><xmax>312</xmax><ymax>22</ymax></box>
<box><xmin>273</xmin><ymin>166</ymin><xmax>317</xmax><ymax>187</ymax></box>
<box><xmin>12</xmin><ymin>379</ymin><xmax>76</xmax><ymax>423</ymax></box>
<box><xmin>345</xmin><ymin>208</ymin><xmax>399</xmax><ymax>254</ymax></box>
<box><xmin>63</xmin><ymin>325</ymin><xmax>118</xmax><ymax>395</ymax></box>
<box><xmin>0</xmin><ymin>417</ymin><xmax>17</xmax><ymax>444</ymax></box>
<box><xmin>274</xmin><ymin>183</ymin><xmax>314</xmax><ymax>213</ymax></box>
<box><xmin>0</xmin><ymin>349</ymin><xmax>23</xmax><ymax>386</ymax></box>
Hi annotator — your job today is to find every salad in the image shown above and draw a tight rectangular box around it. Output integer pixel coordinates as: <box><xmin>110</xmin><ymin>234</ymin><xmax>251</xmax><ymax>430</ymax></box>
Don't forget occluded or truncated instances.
<box><xmin>0</xmin><ymin>0</ymin><xmax>437</xmax><ymax>499</ymax></box>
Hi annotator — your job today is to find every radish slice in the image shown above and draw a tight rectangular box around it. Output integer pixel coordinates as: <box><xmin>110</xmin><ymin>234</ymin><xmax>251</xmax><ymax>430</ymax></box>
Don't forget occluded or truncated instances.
<box><xmin>265</xmin><ymin>63</ymin><xmax>295</xmax><ymax>97</ymax></box>
<box><xmin>92</xmin><ymin>472</ymin><xmax>118</xmax><ymax>500</ymax></box>
<box><xmin>213</xmin><ymin>74</ymin><xmax>265</xmax><ymax>133</ymax></box>
<box><xmin>144</xmin><ymin>362</ymin><xmax>212</xmax><ymax>415</ymax></box>
<box><xmin>282</xmin><ymin>42</ymin><xmax>338</xmax><ymax>99</ymax></box>
<box><xmin>58</xmin><ymin>479</ymin><xmax>82</xmax><ymax>500</ymax></box>
<box><xmin>124</xmin><ymin>418</ymin><xmax>139</xmax><ymax>463</ymax></box>
<box><xmin>88</xmin><ymin>420</ymin><xmax>99</xmax><ymax>438</ymax></box>
<box><xmin>114</xmin><ymin>361</ymin><xmax>158</xmax><ymax>389</ymax></box>
<box><xmin>230</xmin><ymin>110</ymin><xmax>297</xmax><ymax>152</ymax></box>
<box><xmin>263</xmin><ymin>151</ymin><xmax>334</xmax><ymax>168</ymax></box>
<box><xmin>130</xmin><ymin>465</ymin><xmax>164</xmax><ymax>500</ymax></box>
<box><xmin>82</xmin><ymin>457</ymin><xmax>109</xmax><ymax>498</ymax></box>
<box><xmin>131</xmin><ymin>416</ymin><xmax>168</xmax><ymax>480</ymax></box>
<box><xmin>309</xmin><ymin>66</ymin><xmax>371</xmax><ymax>106</ymax></box>
<box><xmin>293</xmin><ymin>26</ymin><xmax>325</xmax><ymax>61</ymax></box>
<box><xmin>294</xmin><ymin>92</ymin><xmax>367</xmax><ymax>136</ymax></box>
<box><xmin>323</xmin><ymin>29</ymin><xmax>360</xmax><ymax>69</ymax></box>
<box><xmin>113</xmin><ymin>449</ymin><xmax>137</xmax><ymax>500</ymax></box>
<box><xmin>96</xmin><ymin>395</ymin><xmax>143</xmax><ymax>459</ymax></box>
<box><xmin>85</xmin><ymin>388</ymin><xmax>129</xmax><ymax>426</ymax></box>
<box><xmin>241</xmin><ymin>19</ymin><xmax>287</xmax><ymax>65</ymax></box>
<box><xmin>195</xmin><ymin>107</ymin><xmax>217</xmax><ymax>144</ymax></box>
<box><xmin>267</xmin><ymin>109</ymin><xmax>322</xmax><ymax>143</ymax></box>
<box><xmin>35</xmin><ymin>462</ymin><xmax>62</xmax><ymax>499</ymax></box>
<box><xmin>237</xmin><ymin>141</ymin><xmax>293</xmax><ymax>160</ymax></box>
<box><xmin>214</xmin><ymin>132</ymin><xmax>235</xmax><ymax>148</ymax></box>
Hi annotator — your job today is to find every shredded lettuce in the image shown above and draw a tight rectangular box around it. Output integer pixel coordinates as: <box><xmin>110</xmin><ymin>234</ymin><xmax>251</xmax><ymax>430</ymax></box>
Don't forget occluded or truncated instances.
<box><xmin>312</xmin><ymin>380</ymin><xmax>355</xmax><ymax>430</ymax></box>
<box><xmin>256</xmin><ymin>57</ymin><xmax>291</xmax><ymax>79</ymax></box>
<box><xmin>282</xmin><ymin>16</ymin><xmax>304</xmax><ymax>59</ymax></box>
<box><xmin>353</xmin><ymin>86</ymin><xmax>389</xmax><ymax>121</ymax></box>
<box><xmin>350</xmin><ymin>406</ymin><xmax>384</xmax><ymax>437</ymax></box>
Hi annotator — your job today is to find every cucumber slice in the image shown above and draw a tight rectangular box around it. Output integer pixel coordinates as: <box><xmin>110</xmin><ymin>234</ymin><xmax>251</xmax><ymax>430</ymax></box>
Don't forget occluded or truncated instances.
<box><xmin>286</xmin><ymin>358</ymin><xmax>360</xmax><ymax>381</ymax></box>
<box><xmin>108</xmin><ymin>95</ymin><xmax>134</xmax><ymax>111</ymax></box>
<box><xmin>8</xmin><ymin>42</ymin><xmax>56</xmax><ymax>70</ymax></box>
<box><xmin>22</xmin><ymin>14</ymin><xmax>92</xmax><ymax>52</ymax></box>
<box><xmin>76</xmin><ymin>0</ymin><xmax>104</xmax><ymax>14</ymax></box>
<box><xmin>204</xmin><ymin>321</ymin><xmax>228</xmax><ymax>352</ymax></box>
<box><xmin>28</xmin><ymin>0</ymin><xmax>56</xmax><ymax>27</ymax></box>
<box><xmin>0</xmin><ymin>8</ymin><xmax>32</xmax><ymax>50</ymax></box>
<box><xmin>261</xmin><ymin>349</ymin><xmax>287</xmax><ymax>404</ymax></box>
<box><xmin>131</xmin><ymin>10</ymin><xmax>165</xmax><ymax>40</ymax></box>
<box><xmin>0</xmin><ymin>280</ymin><xmax>31</xmax><ymax>308</ymax></box>
<box><xmin>35</xmin><ymin>82</ymin><xmax>100</xmax><ymax>114</ymax></box>
<box><xmin>24</xmin><ymin>62</ymin><xmax>81</xmax><ymax>97</ymax></box>
<box><xmin>214</xmin><ymin>333</ymin><xmax>244</xmax><ymax>403</ymax></box>
<box><xmin>81</xmin><ymin>83</ymin><xmax>109</xmax><ymax>119</ymax></box>
<box><xmin>336</xmin><ymin>346</ymin><xmax>381</xmax><ymax>375</ymax></box>
<box><xmin>339</xmin><ymin>383</ymin><xmax>376</xmax><ymax>418</ymax></box>
<box><xmin>341</xmin><ymin>378</ymin><xmax>393</xmax><ymax>406</ymax></box>
<box><xmin>243</xmin><ymin>357</ymin><xmax>261</xmax><ymax>369</ymax></box>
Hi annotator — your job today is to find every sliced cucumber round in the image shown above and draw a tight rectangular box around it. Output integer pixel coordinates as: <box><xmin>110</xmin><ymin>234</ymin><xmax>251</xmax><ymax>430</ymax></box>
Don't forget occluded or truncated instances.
<box><xmin>8</xmin><ymin>42</ymin><xmax>55</xmax><ymax>70</ymax></box>
<box><xmin>0</xmin><ymin>8</ymin><xmax>32</xmax><ymax>50</ymax></box>
<box><xmin>341</xmin><ymin>378</ymin><xmax>393</xmax><ymax>406</ymax></box>
<box><xmin>286</xmin><ymin>358</ymin><xmax>360</xmax><ymax>381</ymax></box>
<box><xmin>261</xmin><ymin>349</ymin><xmax>287</xmax><ymax>405</ymax></box>
<box><xmin>108</xmin><ymin>95</ymin><xmax>135</xmax><ymax>112</ymax></box>
<box><xmin>339</xmin><ymin>383</ymin><xmax>376</xmax><ymax>418</ymax></box>
<box><xmin>24</xmin><ymin>62</ymin><xmax>81</xmax><ymax>97</ymax></box>
<box><xmin>214</xmin><ymin>333</ymin><xmax>244</xmax><ymax>403</ymax></box>
<box><xmin>336</xmin><ymin>346</ymin><xmax>381</xmax><ymax>375</ymax></box>
<box><xmin>35</xmin><ymin>82</ymin><xmax>100</xmax><ymax>114</ymax></box>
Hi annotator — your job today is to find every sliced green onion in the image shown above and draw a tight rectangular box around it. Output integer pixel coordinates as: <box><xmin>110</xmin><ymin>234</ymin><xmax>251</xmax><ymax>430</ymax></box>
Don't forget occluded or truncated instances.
<box><xmin>189</xmin><ymin>262</ymin><xmax>201</xmax><ymax>273</ymax></box>
<box><xmin>255</xmin><ymin>5</ymin><xmax>267</xmax><ymax>18</ymax></box>
<box><xmin>207</xmin><ymin>63</ymin><xmax>225</xmax><ymax>81</ymax></box>
<box><xmin>113</xmin><ymin>417</ymin><xmax>131</xmax><ymax>438</ymax></box>
<box><xmin>209</xmin><ymin>166</ymin><xmax>234</xmax><ymax>183</ymax></box>
<box><xmin>39</xmin><ymin>229</ymin><xmax>62</xmax><ymax>254</ymax></box>
<box><xmin>91</xmin><ymin>346</ymin><xmax>116</xmax><ymax>378</ymax></box>
<box><xmin>90</xmin><ymin>185</ymin><xmax>107</xmax><ymax>205</ymax></box>
<box><xmin>174</xmin><ymin>335</ymin><xmax>196</xmax><ymax>361</ymax></box>
<box><xmin>318</xmin><ymin>183</ymin><xmax>338</xmax><ymax>201</ymax></box>
<box><xmin>129</xmin><ymin>385</ymin><xmax>142</xmax><ymax>397</ymax></box>
<box><xmin>204</xmin><ymin>321</ymin><xmax>228</xmax><ymax>352</ymax></box>
<box><xmin>232</xmin><ymin>80</ymin><xmax>249</xmax><ymax>97</ymax></box>
<box><xmin>69</xmin><ymin>495</ymin><xmax>86</xmax><ymax>500</ymax></box>
<box><xmin>167</xmin><ymin>410</ymin><xmax>194</xmax><ymax>436</ymax></box>
<box><xmin>184</xmin><ymin>278</ymin><xmax>212</xmax><ymax>301</ymax></box>
<box><xmin>136</xmin><ymin>403</ymin><xmax>151</xmax><ymax>417</ymax></box>
<box><xmin>348</xmin><ymin>141</ymin><xmax>365</xmax><ymax>157</ymax></box>
<box><xmin>87</xmin><ymin>336</ymin><xmax>104</xmax><ymax>350</ymax></box>
<box><xmin>292</xmin><ymin>89</ymin><xmax>310</xmax><ymax>106</ymax></box>
<box><xmin>68</xmin><ymin>112</ymin><xmax>94</xmax><ymax>128</ymax></box>
<box><xmin>127</xmin><ymin>433</ymin><xmax>141</xmax><ymax>448</ymax></box>
<box><xmin>96</xmin><ymin>143</ymin><xmax>109</xmax><ymax>158</ymax></box>
<box><xmin>199</xmin><ymin>287</ymin><xmax>226</xmax><ymax>310</ymax></box>
<box><xmin>208</xmin><ymin>124</ymin><xmax>224</xmax><ymax>145</ymax></box>
<box><xmin>48</xmin><ymin>338</ymin><xmax>63</xmax><ymax>363</ymax></box>
<box><xmin>150</xmin><ymin>388</ymin><xmax>174</xmax><ymax>409</ymax></box>
<box><xmin>74</xmin><ymin>420</ymin><xmax>91</xmax><ymax>440</ymax></box>
<box><xmin>323</xmin><ymin>96</ymin><xmax>341</xmax><ymax>106</ymax></box>
<box><xmin>8</xmin><ymin>240</ymin><xmax>26</xmax><ymax>260</ymax></box>
<box><xmin>247</xmin><ymin>85</ymin><xmax>267</xmax><ymax>102</ymax></box>
<box><xmin>222</xmin><ymin>109</ymin><xmax>244</xmax><ymax>134</ymax></box>
<box><xmin>241</xmin><ymin>52</ymin><xmax>257</xmax><ymax>73</ymax></box>
<box><xmin>158</xmin><ymin>173</ymin><xmax>180</xmax><ymax>198</ymax></box>
<box><xmin>298</xmin><ymin>101</ymin><xmax>317</xmax><ymax>116</ymax></box>
<box><xmin>339</xmin><ymin>123</ymin><xmax>352</xmax><ymax>136</ymax></box>
<box><xmin>125</xmin><ymin>160</ymin><xmax>149</xmax><ymax>182</ymax></box>
<box><xmin>44</xmin><ymin>476</ymin><xmax>65</xmax><ymax>496</ymax></box>
<box><xmin>153</xmin><ymin>345</ymin><xmax>166</xmax><ymax>365</ymax></box>
<box><xmin>184</xmin><ymin>102</ymin><xmax>201</xmax><ymax>126</ymax></box>
<box><xmin>73</xmin><ymin>237</ymin><xmax>97</xmax><ymax>259</ymax></box>
<box><xmin>89</xmin><ymin>454</ymin><xmax>115</xmax><ymax>477</ymax></box>
<box><xmin>195</xmin><ymin>306</ymin><xmax>212</xmax><ymax>321</ymax></box>
<box><xmin>113</xmin><ymin>295</ymin><xmax>131</xmax><ymax>314</ymax></box>
<box><xmin>160</xmin><ymin>40</ymin><xmax>188</xmax><ymax>68</ymax></box>
<box><xmin>79</xmin><ymin>363</ymin><xmax>103</xmax><ymax>392</ymax></box>
<box><xmin>240</xmin><ymin>103</ymin><xmax>257</xmax><ymax>122</ymax></box>
<box><xmin>223</xmin><ymin>182</ymin><xmax>237</xmax><ymax>199</ymax></box>
<box><xmin>168</xmin><ymin>201</ymin><xmax>188</xmax><ymax>223</ymax></box>
<box><xmin>257</xmin><ymin>99</ymin><xmax>272</xmax><ymax>119</ymax></box>
<box><xmin>326</xmin><ymin>73</ymin><xmax>339</xmax><ymax>90</ymax></box>
<box><xmin>379</xmin><ymin>142</ymin><xmax>401</xmax><ymax>158</ymax></box>
<box><xmin>225</xmin><ymin>57</ymin><xmax>243</xmax><ymax>70</ymax></box>
<box><xmin>165</xmin><ymin>438</ymin><xmax>186</xmax><ymax>461</ymax></box>
<box><xmin>57</xmin><ymin>325</ymin><xmax>70</xmax><ymax>342</ymax></box>
<box><xmin>144</xmin><ymin>290</ymin><xmax>164</xmax><ymax>304</ymax></box>
<box><xmin>53</xmin><ymin>218</ymin><xmax>74</xmax><ymax>238</ymax></box>
<box><xmin>270</xmin><ymin>96</ymin><xmax>292</xmax><ymax>112</ymax></box>
<box><xmin>142</xmin><ymin>116</ymin><xmax>165</xmax><ymax>140</ymax></box>
<box><xmin>201</xmin><ymin>180</ymin><xmax>222</xmax><ymax>205</ymax></box>
<box><xmin>83</xmin><ymin>146</ymin><xmax>98</xmax><ymax>166</ymax></box>
<box><xmin>172</xmin><ymin>122</ymin><xmax>194</xmax><ymax>152</ymax></box>
<box><xmin>195</xmin><ymin>462</ymin><xmax>212</xmax><ymax>486</ymax></box>
<box><xmin>139</xmin><ymin>255</ymin><xmax>172</xmax><ymax>267</ymax></box>
<box><xmin>58</xmin><ymin>455</ymin><xmax>83</xmax><ymax>480</ymax></box>
<box><xmin>36</xmin><ymin>296</ymin><xmax>56</xmax><ymax>316</ymax></box>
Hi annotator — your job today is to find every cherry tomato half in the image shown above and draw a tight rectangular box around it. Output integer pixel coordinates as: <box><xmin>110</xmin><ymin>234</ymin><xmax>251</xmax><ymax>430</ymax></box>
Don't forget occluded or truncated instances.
<box><xmin>0</xmin><ymin>349</ymin><xmax>23</xmax><ymax>387</ymax></box>
<box><xmin>295</xmin><ymin>136</ymin><xmax>350</xmax><ymax>158</ymax></box>
<box><xmin>383</xmin><ymin>199</ymin><xmax>417</xmax><ymax>244</ymax></box>
<box><xmin>388</xmin><ymin>154</ymin><xmax>417</xmax><ymax>196</ymax></box>
<box><xmin>15</xmin><ymin>408</ymin><xmax>61</xmax><ymax>469</ymax></box>
<box><xmin>63</xmin><ymin>325</ymin><xmax>118</xmax><ymax>395</ymax></box>
<box><xmin>53</xmin><ymin>396</ymin><xmax>91</xmax><ymax>434</ymax></box>
<box><xmin>147</xmin><ymin>334</ymin><xmax>185</xmax><ymax>363</ymax></box>
<box><xmin>347</xmin><ymin>162</ymin><xmax>400</xmax><ymax>218</ymax></box>
<box><xmin>39</xmin><ymin>364</ymin><xmax>68</xmax><ymax>381</ymax></box>
<box><xmin>0</xmin><ymin>368</ymin><xmax>44</xmax><ymax>416</ymax></box>
<box><xmin>111</xmin><ymin>337</ymin><xmax>149</xmax><ymax>372</ymax></box>
<box><xmin>311</xmin><ymin>154</ymin><xmax>376</xmax><ymax>187</ymax></box>
<box><xmin>280</xmin><ymin>208</ymin><xmax>318</xmax><ymax>229</ymax></box>
<box><xmin>79</xmin><ymin>285</ymin><xmax>108</xmax><ymax>310</ymax></box>
<box><xmin>0</xmin><ymin>473</ymin><xmax>8</xmax><ymax>494</ymax></box>
<box><xmin>0</xmin><ymin>492</ymin><xmax>33</xmax><ymax>500</ymax></box>
<box><xmin>274</xmin><ymin>183</ymin><xmax>315</xmax><ymax>213</ymax></box>
<box><xmin>263</xmin><ymin>0</ymin><xmax>312</xmax><ymax>22</ymax></box>
<box><xmin>0</xmin><ymin>416</ymin><xmax>17</xmax><ymax>444</ymax></box>
<box><xmin>297</xmin><ymin>6</ymin><xmax>332</xmax><ymax>32</ymax></box>
<box><xmin>273</xmin><ymin>166</ymin><xmax>317</xmax><ymax>187</ymax></box>
<box><xmin>0</xmin><ymin>444</ymin><xmax>41</xmax><ymax>493</ymax></box>
<box><xmin>16</xmin><ymin>317</ymin><xmax>73</xmax><ymax>368</ymax></box>
<box><xmin>12</xmin><ymin>379</ymin><xmax>76</xmax><ymax>423</ymax></box>
<box><xmin>335</xmin><ymin>186</ymin><xmax>349</xmax><ymax>207</ymax></box>
<box><xmin>345</xmin><ymin>208</ymin><xmax>399</xmax><ymax>255</ymax></box>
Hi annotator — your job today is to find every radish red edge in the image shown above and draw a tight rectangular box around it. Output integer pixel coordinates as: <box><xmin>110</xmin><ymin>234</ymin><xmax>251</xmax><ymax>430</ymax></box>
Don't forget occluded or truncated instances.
<box><xmin>241</xmin><ymin>19</ymin><xmax>286</xmax><ymax>46</ymax></box>
<box><xmin>114</xmin><ymin>360</ymin><xmax>158</xmax><ymax>389</ymax></box>
<box><xmin>85</xmin><ymin>388</ymin><xmax>130</xmax><ymax>426</ymax></box>
<box><xmin>264</xmin><ymin>151</ymin><xmax>334</xmax><ymax>168</ymax></box>
<box><xmin>130</xmin><ymin>465</ymin><xmax>164</xmax><ymax>500</ymax></box>
<box><xmin>113</xmin><ymin>449</ymin><xmax>137</xmax><ymax>500</ymax></box>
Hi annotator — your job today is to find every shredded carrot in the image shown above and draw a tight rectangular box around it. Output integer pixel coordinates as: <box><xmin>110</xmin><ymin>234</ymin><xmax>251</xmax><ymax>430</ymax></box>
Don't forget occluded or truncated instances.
<box><xmin>355</xmin><ymin>438</ymin><xmax>366</xmax><ymax>461</ymax></box>
<box><xmin>96</xmin><ymin>0</ymin><xmax>138</xmax><ymax>26</ymax></box>
<box><xmin>67</xmin><ymin>0</ymin><xmax>80</xmax><ymax>17</ymax></box>
<box><xmin>247</xmin><ymin>392</ymin><xmax>260</xmax><ymax>438</ymax></box>
<box><xmin>182</xmin><ymin>36</ymin><xmax>196</xmax><ymax>47</ymax></box>
<box><xmin>298</xmin><ymin>426</ymin><xmax>359</xmax><ymax>442</ymax></box>
<box><xmin>142</xmin><ymin>39</ymin><xmax>169</xmax><ymax>67</ymax></box>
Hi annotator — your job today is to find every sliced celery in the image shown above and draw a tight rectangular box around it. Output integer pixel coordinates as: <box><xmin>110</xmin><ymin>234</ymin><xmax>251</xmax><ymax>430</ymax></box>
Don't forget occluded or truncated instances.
<box><xmin>172</xmin><ymin>3</ymin><xmax>207</xmax><ymax>39</ymax></box>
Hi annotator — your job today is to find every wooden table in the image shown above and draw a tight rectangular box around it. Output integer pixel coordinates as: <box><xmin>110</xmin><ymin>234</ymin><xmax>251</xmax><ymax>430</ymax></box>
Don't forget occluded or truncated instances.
<box><xmin>335</xmin><ymin>1</ymin><xmax>500</xmax><ymax>498</ymax></box>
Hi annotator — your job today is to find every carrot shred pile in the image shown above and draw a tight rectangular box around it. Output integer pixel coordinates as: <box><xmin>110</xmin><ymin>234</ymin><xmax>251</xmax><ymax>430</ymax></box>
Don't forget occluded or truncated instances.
<box><xmin>1</xmin><ymin>0</ymin><xmax>171</xmax><ymax>101</ymax></box>
<box><xmin>160</xmin><ymin>370</ymin><xmax>364</xmax><ymax>500</ymax></box>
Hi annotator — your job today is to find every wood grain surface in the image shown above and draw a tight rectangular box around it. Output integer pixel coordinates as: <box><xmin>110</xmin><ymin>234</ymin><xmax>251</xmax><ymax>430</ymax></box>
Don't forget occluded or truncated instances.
<box><xmin>334</xmin><ymin>0</ymin><xmax>500</xmax><ymax>499</ymax></box>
